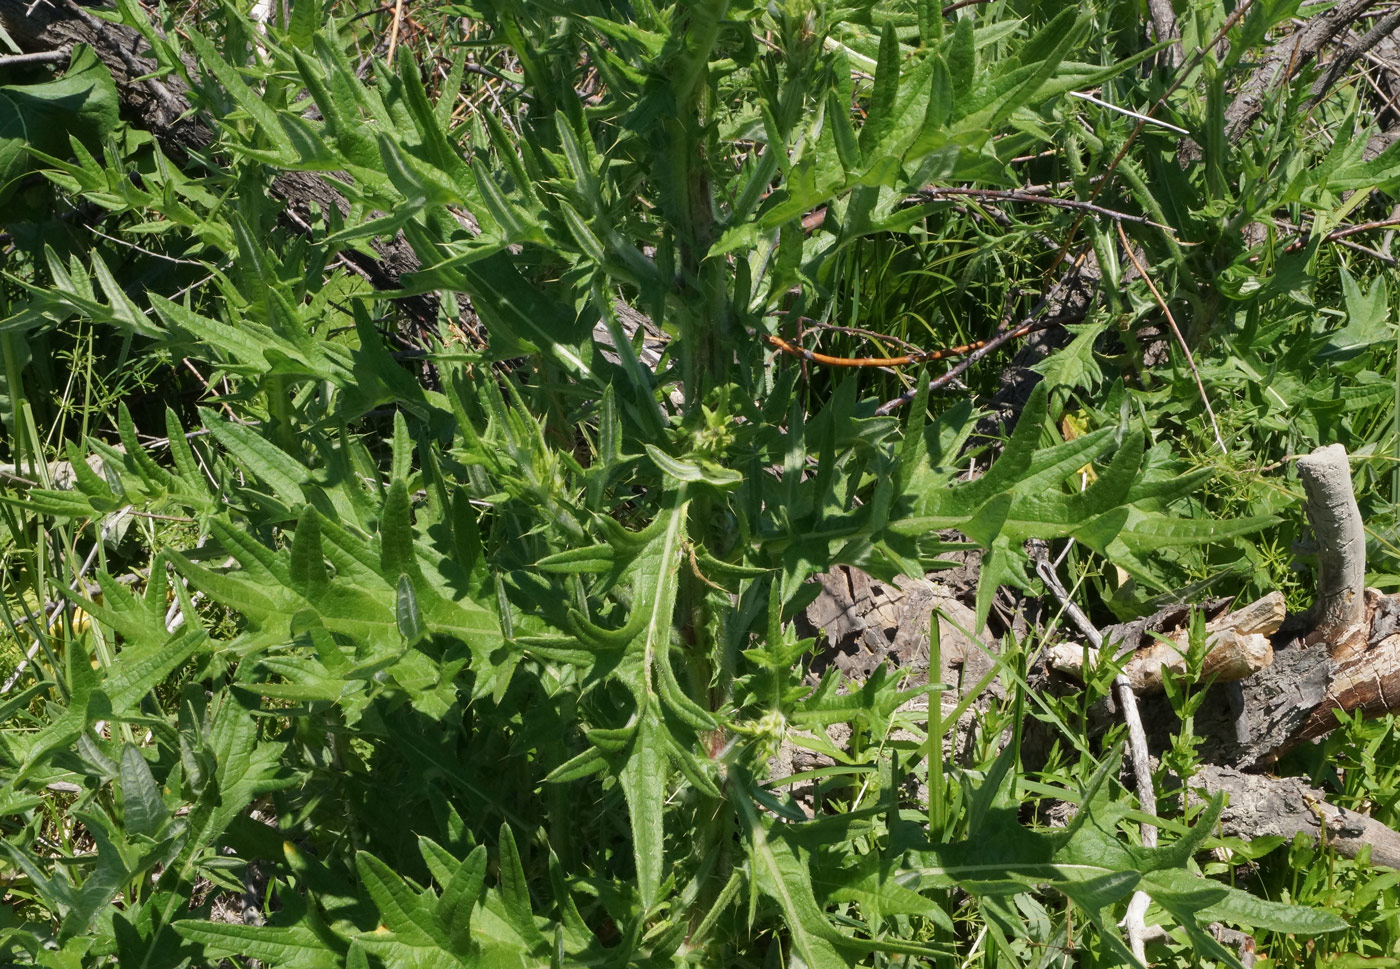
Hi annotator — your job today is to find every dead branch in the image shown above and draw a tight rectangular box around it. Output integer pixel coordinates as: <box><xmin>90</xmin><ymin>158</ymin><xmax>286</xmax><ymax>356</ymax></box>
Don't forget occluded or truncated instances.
<box><xmin>1146</xmin><ymin>0</ymin><xmax>1182</xmax><ymax>68</ymax></box>
<box><xmin>1034</xmin><ymin>552</ymin><xmax>1158</xmax><ymax>960</ymax></box>
<box><xmin>1306</xmin><ymin>6</ymin><xmax>1400</xmax><ymax>114</ymax></box>
<box><xmin>1294</xmin><ymin>590</ymin><xmax>1400</xmax><ymax>742</ymax></box>
<box><xmin>1297</xmin><ymin>444</ymin><xmax>1367</xmax><ymax>659</ymax></box>
<box><xmin>1224</xmin><ymin>0</ymin><xmax>1385</xmax><ymax>142</ymax></box>
<box><xmin>1047</xmin><ymin>592</ymin><xmax>1282</xmax><ymax>693</ymax></box>
<box><xmin>1193</xmin><ymin>764</ymin><xmax>1400</xmax><ymax>870</ymax></box>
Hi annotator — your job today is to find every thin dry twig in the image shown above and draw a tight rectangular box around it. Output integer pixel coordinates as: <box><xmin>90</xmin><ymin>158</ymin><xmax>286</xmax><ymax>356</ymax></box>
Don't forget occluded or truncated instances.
<box><xmin>0</xmin><ymin>49</ymin><xmax>68</xmax><ymax>66</ymax></box>
<box><xmin>1329</xmin><ymin>216</ymin><xmax>1400</xmax><ymax>240</ymax></box>
<box><xmin>918</xmin><ymin>186</ymin><xmax>1175</xmax><ymax>233</ymax></box>
<box><xmin>1262</xmin><ymin>217</ymin><xmax>1400</xmax><ymax>266</ymax></box>
<box><xmin>1306</xmin><ymin>5</ymin><xmax>1400</xmax><ymax>113</ymax></box>
<box><xmin>1034</xmin><ymin>552</ymin><xmax>1163</xmax><ymax>961</ymax></box>
<box><xmin>771</xmin><ymin>314</ymin><xmax>926</xmax><ymax>355</ymax></box>
<box><xmin>1329</xmin><ymin>235</ymin><xmax>1400</xmax><ymax>265</ymax></box>
<box><xmin>183</xmin><ymin>358</ymin><xmax>239</xmax><ymax>421</ymax></box>
<box><xmin>1116</xmin><ymin>221</ymin><xmax>1226</xmax><ymax>454</ymax></box>
<box><xmin>1068</xmin><ymin>90</ymin><xmax>1189</xmax><ymax>135</ymax></box>
<box><xmin>386</xmin><ymin>0</ymin><xmax>406</xmax><ymax>66</ymax></box>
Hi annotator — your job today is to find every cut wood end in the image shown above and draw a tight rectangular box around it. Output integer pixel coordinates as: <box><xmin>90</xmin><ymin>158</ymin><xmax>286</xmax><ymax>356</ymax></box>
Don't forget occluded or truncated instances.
<box><xmin>1047</xmin><ymin>593</ymin><xmax>1281</xmax><ymax>693</ymax></box>
<box><xmin>1295</xmin><ymin>442</ymin><xmax>1350</xmax><ymax>477</ymax></box>
<box><xmin>1046</xmin><ymin>642</ymin><xmax>1099</xmax><ymax>678</ymax></box>
<box><xmin>1297</xmin><ymin>443</ymin><xmax>1366</xmax><ymax>659</ymax></box>
<box><xmin>1211</xmin><ymin>590</ymin><xmax>1285</xmax><ymax>638</ymax></box>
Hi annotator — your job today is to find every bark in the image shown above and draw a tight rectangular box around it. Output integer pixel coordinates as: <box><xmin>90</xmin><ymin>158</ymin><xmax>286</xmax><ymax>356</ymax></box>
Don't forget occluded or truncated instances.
<box><xmin>1048</xmin><ymin>442</ymin><xmax>1400</xmax><ymax>770</ymax></box>
<box><xmin>2</xmin><ymin>0</ymin><xmax>210</xmax><ymax>158</ymax></box>
<box><xmin>1297</xmin><ymin>444</ymin><xmax>1367</xmax><ymax>659</ymax></box>
<box><xmin>1296</xmin><ymin>592</ymin><xmax>1400</xmax><ymax>741</ymax></box>
<box><xmin>1306</xmin><ymin>7</ymin><xmax>1400</xmax><ymax>115</ymax></box>
<box><xmin>1193</xmin><ymin>764</ymin><xmax>1400</xmax><ymax>870</ymax></box>
<box><xmin>1223</xmin><ymin>0</ymin><xmax>1384</xmax><ymax>142</ymax></box>
<box><xmin>1146</xmin><ymin>0</ymin><xmax>1181</xmax><ymax>69</ymax></box>
<box><xmin>1175</xmin><ymin>639</ymin><xmax>1333</xmax><ymax>768</ymax></box>
<box><xmin>1127</xmin><ymin>596</ymin><xmax>1400</xmax><ymax>771</ymax></box>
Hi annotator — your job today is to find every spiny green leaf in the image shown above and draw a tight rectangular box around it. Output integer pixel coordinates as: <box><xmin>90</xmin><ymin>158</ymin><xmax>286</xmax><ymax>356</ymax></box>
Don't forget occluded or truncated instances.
<box><xmin>183</xmin><ymin>30</ymin><xmax>295</xmax><ymax>162</ymax></box>
<box><xmin>946</xmin><ymin>17</ymin><xmax>974</xmax><ymax>102</ymax></box>
<box><xmin>619</xmin><ymin>704</ymin><xmax>668</xmax><ymax>912</ymax></box>
<box><xmin>390</xmin><ymin>411</ymin><xmax>413</xmax><ymax>485</ymax></box>
<box><xmin>644</xmin><ymin>444</ymin><xmax>742</xmax><ymax>488</ymax></box>
<box><xmin>565</xmin><ymin>606</ymin><xmax>644</xmax><ymax>650</ymax></box>
<box><xmin>1</xmin><ymin>488</ymin><xmax>97</xmax><ymax>519</ymax></box>
<box><xmin>164</xmin><ymin>408</ymin><xmax>204</xmax><ymax>490</ymax></box>
<box><xmin>355</xmin><ymin>851</ymin><xmax>445</xmax><ymax>947</ymax></box>
<box><xmin>209</xmin><ymin>517</ymin><xmax>293</xmax><ymax>589</ymax></box>
<box><xmin>206</xmin><ymin>418</ymin><xmax>307</xmax><ymax>506</ymax></box>
<box><xmin>394</xmin><ymin>48</ymin><xmax>470</xmax><ymax>185</ymax></box>
<box><xmin>168</xmin><ymin>550</ymin><xmax>280</xmax><ymax>620</ymax></box>
<box><xmin>859</xmin><ymin>22</ymin><xmax>902</xmax><ymax>155</ymax></box>
<box><xmin>543</xmin><ymin>746</ymin><xmax>609</xmax><ymax>784</ymax></box>
<box><xmin>379</xmin><ymin>479</ymin><xmax>417</xmax><ymax>578</ymax></box>
<box><xmin>1115</xmin><ymin>512</ymin><xmax>1278</xmax><ymax>549</ymax></box>
<box><xmin>395</xmin><ymin>573</ymin><xmax>423</xmax><ymax>643</ymax></box>
<box><xmin>290</xmin><ymin>505</ymin><xmax>329</xmax><ymax>597</ymax></box>
<box><xmin>437</xmin><ymin>844</ymin><xmax>487</xmax><ymax>951</ymax></box>
<box><xmin>172</xmin><ymin>921</ymin><xmax>343</xmax><ymax>969</ymax></box>
<box><xmin>735</xmin><ymin>772</ymin><xmax>853</xmax><ymax>969</ymax></box>
<box><xmin>497</xmin><ymin>823</ymin><xmax>549</xmax><ymax>954</ymax></box>
<box><xmin>828</xmin><ymin>89</ymin><xmax>861</xmax><ymax>174</ymax></box>
<box><xmin>654</xmin><ymin>645</ymin><xmax>716</xmax><ymax>730</ymax></box>
<box><xmin>1033</xmin><ymin>322</ymin><xmax>1105</xmax><ymax>390</ymax></box>
<box><xmin>537</xmin><ymin>545</ymin><xmax>616</xmax><ymax>574</ymax></box>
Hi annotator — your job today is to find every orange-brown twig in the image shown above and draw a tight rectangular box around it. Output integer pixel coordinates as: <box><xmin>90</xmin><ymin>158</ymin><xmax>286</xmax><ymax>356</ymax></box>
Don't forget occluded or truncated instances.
<box><xmin>1116</xmin><ymin>221</ymin><xmax>1225</xmax><ymax>453</ymax></box>
<box><xmin>765</xmin><ymin>318</ymin><xmax>1052</xmax><ymax>369</ymax></box>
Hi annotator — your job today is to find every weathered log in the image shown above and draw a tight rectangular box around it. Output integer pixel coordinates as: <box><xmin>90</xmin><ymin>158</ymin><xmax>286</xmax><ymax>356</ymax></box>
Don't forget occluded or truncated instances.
<box><xmin>1091</xmin><ymin>443</ymin><xmax>1394</xmax><ymax>767</ymax></box>
<box><xmin>1193</xmin><ymin>764</ymin><xmax>1400</xmax><ymax>870</ymax></box>
<box><xmin>1295</xmin><ymin>590</ymin><xmax>1400</xmax><ymax>742</ymax></box>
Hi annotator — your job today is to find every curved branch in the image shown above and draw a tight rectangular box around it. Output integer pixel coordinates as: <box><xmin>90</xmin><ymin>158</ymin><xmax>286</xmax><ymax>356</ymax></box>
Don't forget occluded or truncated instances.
<box><xmin>1297</xmin><ymin>444</ymin><xmax>1367</xmax><ymax>659</ymax></box>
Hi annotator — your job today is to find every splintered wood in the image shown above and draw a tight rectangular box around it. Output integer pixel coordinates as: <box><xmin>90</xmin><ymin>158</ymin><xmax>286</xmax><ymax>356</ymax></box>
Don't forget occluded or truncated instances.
<box><xmin>1296</xmin><ymin>590</ymin><xmax>1400</xmax><ymax>742</ymax></box>
<box><xmin>1047</xmin><ymin>592</ymin><xmax>1283</xmax><ymax>692</ymax></box>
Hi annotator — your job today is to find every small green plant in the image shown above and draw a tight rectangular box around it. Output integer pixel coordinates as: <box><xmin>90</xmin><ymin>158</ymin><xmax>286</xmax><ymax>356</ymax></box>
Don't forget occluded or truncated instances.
<box><xmin>1158</xmin><ymin>608</ymin><xmax>1213</xmax><ymax>791</ymax></box>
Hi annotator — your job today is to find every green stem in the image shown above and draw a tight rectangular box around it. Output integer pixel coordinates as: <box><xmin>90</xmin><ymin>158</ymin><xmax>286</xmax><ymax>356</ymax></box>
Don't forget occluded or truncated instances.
<box><xmin>266</xmin><ymin>374</ymin><xmax>298</xmax><ymax>457</ymax></box>
<box><xmin>2</xmin><ymin>332</ymin><xmax>35</xmax><ymax>479</ymax></box>
<box><xmin>663</xmin><ymin>1</ymin><xmax>733</xmax><ymax>412</ymax></box>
